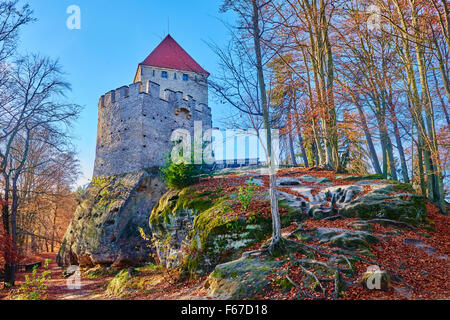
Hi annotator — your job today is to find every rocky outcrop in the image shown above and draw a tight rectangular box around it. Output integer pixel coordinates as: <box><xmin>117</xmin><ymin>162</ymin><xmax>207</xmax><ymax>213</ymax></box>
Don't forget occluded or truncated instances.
<box><xmin>149</xmin><ymin>187</ymin><xmax>303</xmax><ymax>275</ymax></box>
<box><xmin>204</xmin><ymin>253</ymin><xmax>286</xmax><ymax>299</ymax></box>
<box><xmin>277</xmin><ymin>177</ymin><xmax>427</xmax><ymax>225</ymax></box>
<box><xmin>57</xmin><ymin>169</ymin><xmax>166</xmax><ymax>269</ymax></box>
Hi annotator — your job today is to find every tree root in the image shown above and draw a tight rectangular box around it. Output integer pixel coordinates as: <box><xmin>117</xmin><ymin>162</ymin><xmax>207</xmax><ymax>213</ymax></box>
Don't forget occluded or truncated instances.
<box><xmin>368</xmin><ymin>218</ymin><xmax>416</xmax><ymax>230</ymax></box>
<box><xmin>285</xmin><ymin>275</ymin><xmax>314</xmax><ymax>299</ymax></box>
<box><xmin>289</xmin><ymin>254</ymin><xmax>351</xmax><ymax>300</ymax></box>
<box><xmin>297</xmin><ymin>263</ymin><xmax>326</xmax><ymax>294</ymax></box>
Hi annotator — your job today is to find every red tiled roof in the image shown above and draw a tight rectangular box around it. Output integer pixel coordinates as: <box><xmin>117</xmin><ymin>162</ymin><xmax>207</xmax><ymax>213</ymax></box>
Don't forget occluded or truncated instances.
<box><xmin>139</xmin><ymin>35</ymin><xmax>209</xmax><ymax>76</ymax></box>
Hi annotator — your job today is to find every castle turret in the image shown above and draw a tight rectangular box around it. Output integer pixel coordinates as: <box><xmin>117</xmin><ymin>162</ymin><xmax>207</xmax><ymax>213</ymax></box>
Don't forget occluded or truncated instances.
<box><xmin>93</xmin><ymin>35</ymin><xmax>211</xmax><ymax>177</ymax></box>
<box><xmin>134</xmin><ymin>34</ymin><xmax>209</xmax><ymax>105</ymax></box>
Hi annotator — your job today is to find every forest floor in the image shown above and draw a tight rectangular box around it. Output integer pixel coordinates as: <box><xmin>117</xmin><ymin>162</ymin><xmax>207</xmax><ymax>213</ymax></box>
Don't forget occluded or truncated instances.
<box><xmin>1</xmin><ymin>168</ymin><xmax>449</xmax><ymax>300</ymax></box>
<box><xmin>0</xmin><ymin>253</ymin><xmax>212</xmax><ymax>300</ymax></box>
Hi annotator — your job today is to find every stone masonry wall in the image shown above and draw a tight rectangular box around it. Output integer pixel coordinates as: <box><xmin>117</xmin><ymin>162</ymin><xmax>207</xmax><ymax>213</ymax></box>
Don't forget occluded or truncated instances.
<box><xmin>136</xmin><ymin>65</ymin><xmax>208</xmax><ymax>105</ymax></box>
<box><xmin>93</xmin><ymin>78</ymin><xmax>212</xmax><ymax>177</ymax></box>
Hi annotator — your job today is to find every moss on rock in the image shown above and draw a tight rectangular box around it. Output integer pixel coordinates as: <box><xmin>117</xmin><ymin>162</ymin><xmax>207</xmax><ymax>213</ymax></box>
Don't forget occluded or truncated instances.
<box><xmin>150</xmin><ymin>188</ymin><xmax>304</xmax><ymax>276</ymax></box>
<box><xmin>339</xmin><ymin>189</ymin><xmax>427</xmax><ymax>226</ymax></box>
<box><xmin>57</xmin><ymin>170</ymin><xmax>166</xmax><ymax>268</ymax></box>
<box><xmin>205</xmin><ymin>254</ymin><xmax>286</xmax><ymax>299</ymax></box>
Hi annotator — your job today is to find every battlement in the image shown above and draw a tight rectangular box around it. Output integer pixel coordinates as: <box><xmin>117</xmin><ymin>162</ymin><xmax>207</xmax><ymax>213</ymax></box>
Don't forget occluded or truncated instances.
<box><xmin>98</xmin><ymin>80</ymin><xmax>211</xmax><ymax>114</ymax></box>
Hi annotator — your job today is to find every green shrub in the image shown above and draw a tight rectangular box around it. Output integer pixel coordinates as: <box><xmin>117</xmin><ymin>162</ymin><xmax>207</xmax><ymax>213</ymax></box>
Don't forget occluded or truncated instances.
<box><xmin>238</xmin><ymin>178</ymin><xmax>256</xmax><ymax>210</ymax></box>
<box><xmin>160</xmin><ymin>161</ymin><xmax>201</xmax><ymax>189</ymax></box>
<box><xmin>9</xmin><ymin>259</ymin><xmax>52</xmax><ymax>300</ymax></box>
<box><xmin>160</xmin><ymin>147</ymin><xmax>205</xmax><ymax>189</ymax></box>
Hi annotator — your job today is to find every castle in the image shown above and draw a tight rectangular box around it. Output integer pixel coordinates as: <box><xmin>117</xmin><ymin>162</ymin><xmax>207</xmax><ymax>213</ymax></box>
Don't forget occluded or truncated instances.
<box><xmin>93</xmin><ymin>35</ymin><xmax>212</xmax><ymax>177</ymax></box>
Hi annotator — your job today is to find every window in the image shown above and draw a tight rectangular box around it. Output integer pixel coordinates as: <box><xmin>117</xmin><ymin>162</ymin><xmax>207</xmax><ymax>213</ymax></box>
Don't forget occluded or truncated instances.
<box><xmin>152</xmin><ymin>70</ymin><xmax>155</xmax><ymax>77</ymax></box>
<box><xmin>174</xmin><ymin>73</ymin><xmax>177</xmax><ymax>80</ymax></box>
<box><xmin>183</xmin><ymin>74</ymin><xmax>189</xmax><ymax>81</ymax></box>
<box><xmin>162</xmin><ymin>71</ymin><xmax>168</xmax><ymax>78</ymax></box>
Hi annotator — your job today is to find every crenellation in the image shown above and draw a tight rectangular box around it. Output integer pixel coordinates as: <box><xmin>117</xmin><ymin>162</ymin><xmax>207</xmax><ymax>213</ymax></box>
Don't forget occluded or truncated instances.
<box><xmin>175</xmin><ymin>91</ymin><xmax>183</xmax><ymax>104</ymax></box>
<box><xmin>129</xmin><ymin>81</ymin><xmax>142</xmax><ymax>96</ymax></box>
<box><xmin>163</xmin><ymin>88</ymin><xmax>176</xmax><ymax>102</ymax></box>
<box><xmin>186</xmin><ymin>95</ymin><xmax>196</xmax><ymax>110</ymax></box>
<box><xmin>104</xmin><ymin>90</ymin><xmax>115</xmax><ymax>106</ymax></box>
<box><xmin>196</xmin><ymin>103</ymin><xmax>205</xmax><ymax>112</ymax></box>
<box><xmin>99</xmin><ymin>95</ymin><xmax>105</xmax><ymax>108</ymax></box>
<box><xmin>115</xmin><ymin>86</ymin><xmax>129</xmax><ymax>100</ymax></box>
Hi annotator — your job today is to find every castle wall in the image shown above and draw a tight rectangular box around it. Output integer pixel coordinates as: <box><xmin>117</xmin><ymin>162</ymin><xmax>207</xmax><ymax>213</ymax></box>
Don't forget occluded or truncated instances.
<box><xmin>93</xmin><ymin>79</ymin><xmax>212</xmax><ymax>177</ymax></box>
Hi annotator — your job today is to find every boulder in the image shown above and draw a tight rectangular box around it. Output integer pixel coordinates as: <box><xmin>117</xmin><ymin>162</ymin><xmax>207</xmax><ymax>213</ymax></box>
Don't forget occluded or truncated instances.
<box><xmin>329</xmin><ymin>232</ymin><xmax>378</xmax><ymax>251</ymax></box>
<box><xmin>277</xmin><ymin>177</ymin><xmax>303</xmax><ymax>186</ymax></box>
<box><xmin>292</xmin><ymin>227</ymin><xmax>379</xmax><ymax>252</ymax></box>
<box><xmin>149</xmin><ymin>187</ymin><xmax>304</xmax><ymax>275</ymax></box>
<box><xmin>205</xmin><ymin>253</ymin><xmax>285</xmax><ymax>299</ymax></box>
<box><xmin>150</xmin><ymin>189</ymin><xmax>269</xmax><ymax>274</ymax></box>
<box><xmin>57</xmin><ymin>169</ymin><xmax>166</xmax><ymax>269</ymax></box>
<box><xmin>284</xmin><ymin>180</ymin><xmax>426</xmax><ymax>225</ymax></box>
<box><xmin>340</xmin><ymin>191</ymin><xmax>427</xmax><ymax>225</ymax></box>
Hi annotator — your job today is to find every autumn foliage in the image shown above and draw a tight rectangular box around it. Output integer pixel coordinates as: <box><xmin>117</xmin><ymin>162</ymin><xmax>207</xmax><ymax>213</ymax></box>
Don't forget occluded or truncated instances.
<box><xmin>0</xmin><ymin>201</ymin><xmax>16</xmax><ymax>274</ymax></box>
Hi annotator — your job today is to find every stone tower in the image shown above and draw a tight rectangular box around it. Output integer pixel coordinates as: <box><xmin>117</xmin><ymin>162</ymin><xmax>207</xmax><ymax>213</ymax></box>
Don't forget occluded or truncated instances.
<box><xmin>93</xmin><ymin>35</ymin><xmax>212</xmax><ymax>177</ymax></box>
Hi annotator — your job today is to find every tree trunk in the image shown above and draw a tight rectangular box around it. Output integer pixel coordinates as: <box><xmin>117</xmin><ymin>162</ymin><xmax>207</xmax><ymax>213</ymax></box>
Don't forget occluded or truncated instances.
<box><xmin>292</xmin><ymin>102</ymin><xmax>309</xmax><ymax>167</ymax></box>
<box><xmin>287</xmin><ymin>108</ymin><xmax>298</xmax><ymax>166</ymax></box>
<box><xmin>301</xmin><ymin>46</ymin><xmax>324</xmax><ymax>165</ymax></box>
<box><xmin>2</xmin><ymin>176</ymin><xmax>15</xmax><ymax>287</ymax></box>
<box><xmin>389</xmin><ymin>105</ymin><xmax>410</xmax><ymax>183</ymax></box>
<box><xmin>349</xmin><ymin>93</ymin><xmax>382</xmax><ymax>175</ymax></box>
<box><xmin>417</xmin><ymin>144</ymin><xmax>427</xmax><ymax>196</ymax></box>
<box><xmin>251</xmin><ymin>0</ymin><xmax>283</xmax><ymax>253</ymax></box>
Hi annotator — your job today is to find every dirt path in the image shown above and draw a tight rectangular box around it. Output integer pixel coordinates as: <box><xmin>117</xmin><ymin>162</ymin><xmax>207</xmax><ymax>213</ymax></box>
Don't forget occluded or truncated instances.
<box><xmin>45</xmin><ymin>254</ymin><xmax>116</xmax><ymax>300</ymax></box>
<box><xmin>0</xmin><ymin>253</ymin><xmax>114</xmax><ymax>300</ymax></box>
<box><xmin>1</xmin><ymin>253</ymin><xmax>208</xmax><ymax>300</ymax></box>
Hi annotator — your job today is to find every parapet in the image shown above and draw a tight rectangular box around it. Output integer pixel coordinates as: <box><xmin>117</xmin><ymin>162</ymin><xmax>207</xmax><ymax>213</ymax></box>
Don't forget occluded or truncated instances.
<box><xmin>98</xmin><ymin>80</ymin><xmax>209</xmax><ymax>114</ymax></box>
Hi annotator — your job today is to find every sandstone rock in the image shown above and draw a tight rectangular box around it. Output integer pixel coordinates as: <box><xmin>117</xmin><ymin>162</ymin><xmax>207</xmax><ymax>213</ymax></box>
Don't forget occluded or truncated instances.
<box><xmin>340</xmin><ymin>191</ymin><xmax>427</xmax><ymax>225</ymax></box>
<box><xmin>343</xmin><ymin>174</ymin><xmax>383</xmax><ymax>181</ymax></box>
<box><xmin>291</xmin><ymin>227</ymin><xmax>378</xmax><ymax>252</ymax></box>
<box><xmin>205</xmin><ymin>250</ymin><xmax>347</xmax><ymax>299</ymax></box>
<box><xmin>205</xmin><ymin>253</ymin><xmax>285</xmax><ymax>299</ymax></box>
<box><xmin>57</xmin><ymin>169</ymin><xmax>166</xmax><ymax>269</ymax></box>
<box><xmin>314</xmin><ymin>177</ymin><xmax>332</xmax><ymax>184</ymax></box>
<box><xmin>299</xmin><ymin>175</ymin><xmax>322</xmax><ymax>183</ymax></box>
<box><xmin>277</xmin><ymin>177</ymin><xmax>303</xmax><ymax>186</ymax></box>
<box><xmin>329</xmin><ymin>232</ymin><xmax>378</xmax><ymax>251</ymax></box>
<box><xmin>274</xmin><ymin>176</ymin><xmax>425</xmax><ymax>226</ymax></box>
<box><xmin>150</xmin><ymin>190</ymin><xmax>270</xmax><ymax>274</ymax></box>
<box><xmin>150</xmin><ymin>187</ymin><xmax>303</xmax><ymax>275</ymax></box>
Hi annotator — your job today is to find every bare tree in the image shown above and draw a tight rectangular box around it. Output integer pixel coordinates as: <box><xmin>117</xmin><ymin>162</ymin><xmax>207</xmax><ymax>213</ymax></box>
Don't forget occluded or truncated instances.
<box><xmin>218</xmin><ymin>0</ymin><xmax>286</xmax><ymax>254</ymax></box>
<box><xmin>0</xmin><ymin>54</ymin><xmax>81</xmax><ymax>286</ymax></box>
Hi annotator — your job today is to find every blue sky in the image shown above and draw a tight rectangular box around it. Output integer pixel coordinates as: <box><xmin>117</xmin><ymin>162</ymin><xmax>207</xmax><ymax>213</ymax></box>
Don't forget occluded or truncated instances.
<box><xmin>17</xmin><ymin>0</ymin><xmax>234</xmax><ymax>186</ymax></box>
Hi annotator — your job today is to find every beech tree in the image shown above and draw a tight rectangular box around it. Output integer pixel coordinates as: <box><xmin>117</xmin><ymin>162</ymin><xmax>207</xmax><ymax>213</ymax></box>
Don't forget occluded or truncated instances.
<box><xmin>219</xmin><ymin>0</ymin><xmax>286</xmax><ymax>254</ymax></box>
<box><xmin>215</xmin><ymin>0</ymin><xmax>448</xmax><ymax>252</ymax></box>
